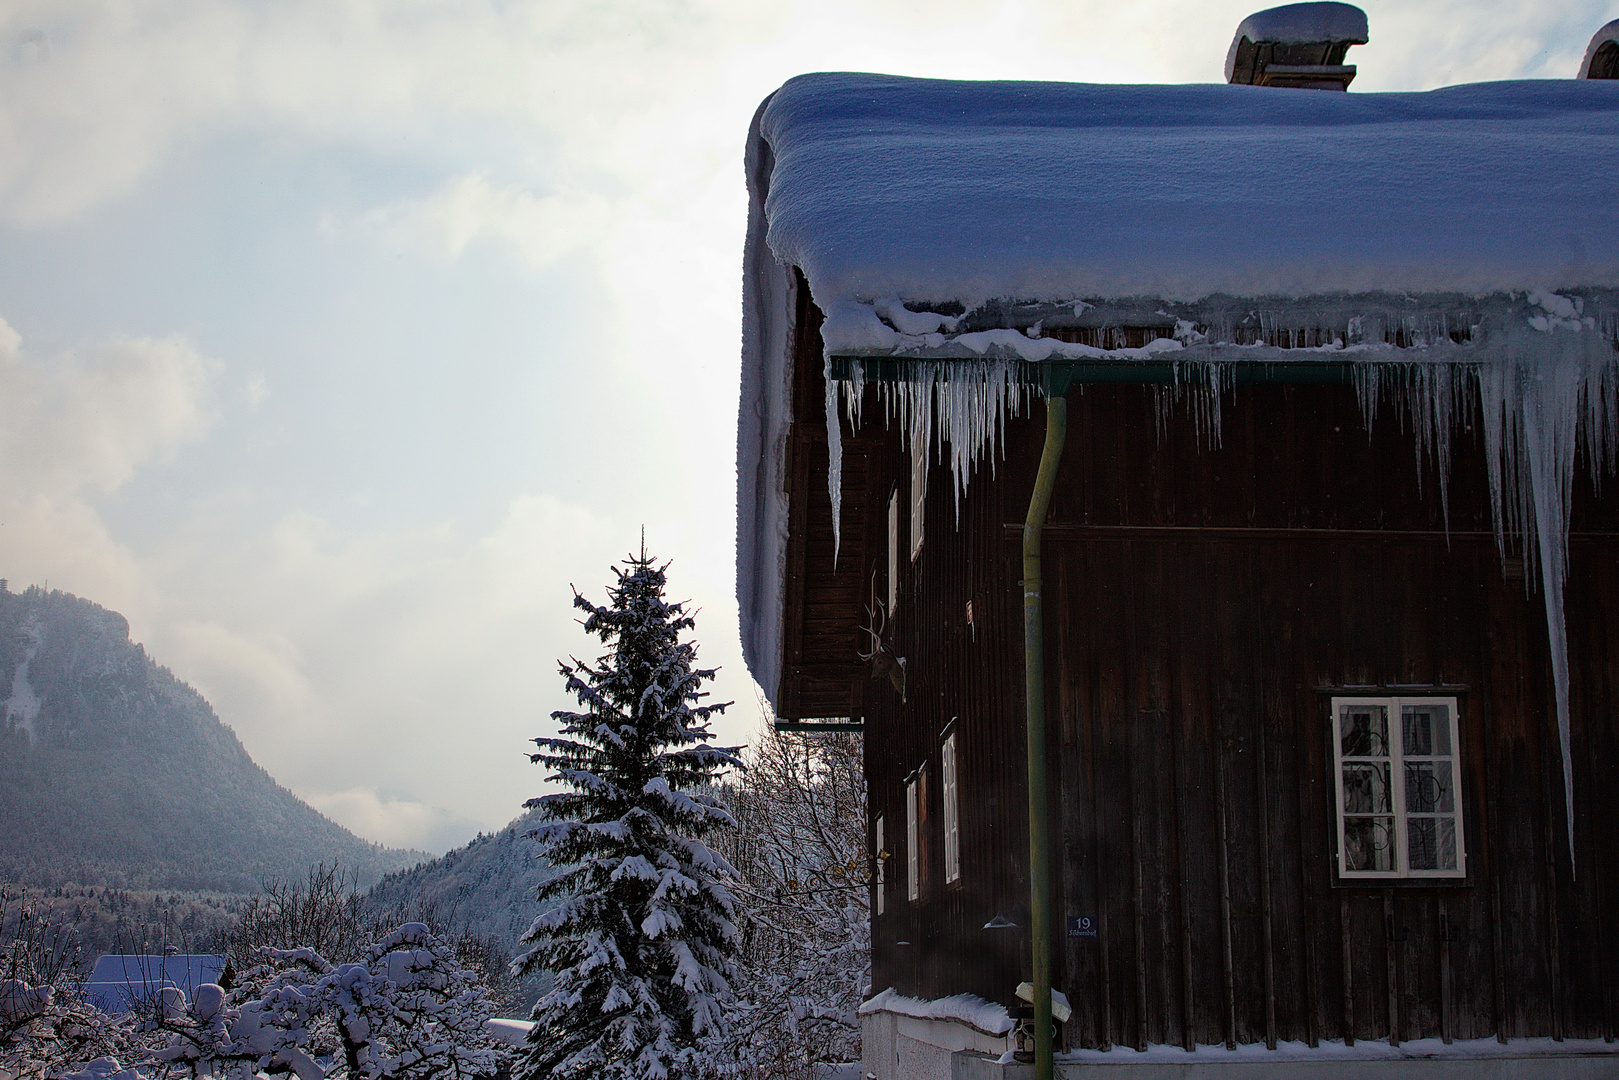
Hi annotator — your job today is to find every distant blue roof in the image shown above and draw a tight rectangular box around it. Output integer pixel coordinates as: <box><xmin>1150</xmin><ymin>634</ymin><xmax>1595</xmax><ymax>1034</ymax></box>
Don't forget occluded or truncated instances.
<box><xmin>84</xmin><ymin>954</ymin><xmax>227</xmax><ymax>1014</ymax></box>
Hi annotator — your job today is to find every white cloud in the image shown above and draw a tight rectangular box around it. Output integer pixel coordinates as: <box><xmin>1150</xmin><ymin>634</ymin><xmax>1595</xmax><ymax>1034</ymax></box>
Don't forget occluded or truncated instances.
<box><xmin>0</xmin><ymin>316</ymin><xmax>217</xmax><ymax>616</ymax></box>
<box><xmin>0</xmin><ymin>319</ymin><xmax>218</xmax><ymax>495</ymax></box>
<box><xmin>361</xmin><ymin>173</ymin><xmax>616</xmax><ymax>268</ymax></box>
<box><xmin>306</xmin><ymin>787</ymin><xmax>480</xmax><ymax>855</ymax></box>
<box><xmin>0</xmin><ymin>0</ymin><xmax>775</xmax><ymax>225</ymax></box>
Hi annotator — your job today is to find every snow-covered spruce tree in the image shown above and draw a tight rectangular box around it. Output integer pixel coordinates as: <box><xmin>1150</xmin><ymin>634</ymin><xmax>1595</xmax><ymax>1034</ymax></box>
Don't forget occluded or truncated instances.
<box><xmin>517</xmin><ymin>549</ymin><xmax>742</xmax><ymax>1080</ymax></box>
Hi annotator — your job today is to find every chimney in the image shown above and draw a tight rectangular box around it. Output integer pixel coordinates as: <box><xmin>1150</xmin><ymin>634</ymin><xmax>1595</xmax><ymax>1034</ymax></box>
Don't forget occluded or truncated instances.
<box><xmin>1226</xmin><ymin>2</ymin><xmax>1369</xmax><ymax>91</ymax></box>
<box><xmin>1579</xmin><ymin>19</ymin><xmax>1619</xmax><ymax>79</ymax></box>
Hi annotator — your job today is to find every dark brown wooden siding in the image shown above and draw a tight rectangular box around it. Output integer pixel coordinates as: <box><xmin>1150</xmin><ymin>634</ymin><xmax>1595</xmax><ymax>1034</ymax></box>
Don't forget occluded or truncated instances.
<box><xmin>778</xmin><ymin>315</ymin><xmax>1619</xmax><ymax>1048</ymax></box>
<box><xmin>778</xmin><ymin>280</ymin><xmax>885</xmax><ymax>721</ymax></box>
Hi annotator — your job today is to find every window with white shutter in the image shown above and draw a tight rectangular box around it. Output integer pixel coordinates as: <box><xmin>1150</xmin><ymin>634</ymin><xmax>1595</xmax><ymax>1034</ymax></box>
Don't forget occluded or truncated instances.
<box><xmin>942</xmin><ymin>733</ymin><xmax>960</xmax><ymax>884</ymax></box>
<box><xmin>906</xmin><ymin>778</ymin><xmax>920</xmax><ymax>901</ymax></box>
<box><xmin>874</xmin><ymin>815</ymin><xmax>886</xmax><ymax>916</ymax></box>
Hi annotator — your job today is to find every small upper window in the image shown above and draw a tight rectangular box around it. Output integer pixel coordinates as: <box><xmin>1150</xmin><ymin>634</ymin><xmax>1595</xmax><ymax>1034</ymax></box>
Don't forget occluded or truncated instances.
<box><xmin>1332</xmin><ymin>696</ymin><xmax>1465</xmax><ymax>879</ymax></box>
<box><xmin>941</xmin><ymin>733</ymin><xmax>960</xmax><ymax>884</ymax></box>
<box><xmin>905</xmin><ymin>778</ymin><xmax>920</xmax><ymax>901</ymax></box>
<box><xmin>886</xmin><ymin>489</ymin><xmax>900</xmax><ymax>615</ymax></box>
<box><xmin>874</xmin><ymin>815</ymin><xmax>886</xmax><ymax>916</ymax></box>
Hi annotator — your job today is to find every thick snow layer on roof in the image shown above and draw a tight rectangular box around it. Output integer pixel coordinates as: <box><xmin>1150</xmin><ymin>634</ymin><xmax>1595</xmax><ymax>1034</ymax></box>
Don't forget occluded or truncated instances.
<box><xmin>757</xmin><ymin>74</ymin><xmax>1619</xmax><ymax>315</ymax></box>
<box><xmin>1234</xmin><ymin>1</ymin><xmax>1368</xmax><ymax>45</ymax></box>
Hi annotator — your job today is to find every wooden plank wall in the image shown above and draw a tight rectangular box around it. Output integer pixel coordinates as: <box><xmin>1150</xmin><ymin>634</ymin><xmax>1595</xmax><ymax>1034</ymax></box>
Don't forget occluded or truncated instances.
<box><xmin>852</xmin><ymin>372</ymin><xmax>1030</xmax><ymax>1005</ymax></box>
<box><xmin>779</xmin><ymin>282</ymin><xmax>877</xmax><ymax>721</ymax></box>
<box><xmin>1044</xmin><ymin>384</ymin><xmax>1619</xmax><ymax>1048</ymax></box>
<box><xmin>783</xmin><ymin>344</ymin><xmax>1619</xmax><ymax>1044</ymax></box>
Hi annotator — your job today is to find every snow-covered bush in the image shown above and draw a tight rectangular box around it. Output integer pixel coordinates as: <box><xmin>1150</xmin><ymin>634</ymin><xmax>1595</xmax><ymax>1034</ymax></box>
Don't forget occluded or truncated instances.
<box><xmin>2</xmin><ymin>885</ymin><xmax>149</xmax><ymax>1079</ymax></box>
<box><xmin>716</xmin><ymin>723</ymin><xmax>868</xmax><ymax>1079</ymax></box>
<box><xmin>148</xmin><ymin>922</ymin><xmax>506</xmax><ymax>1079</ymax></box>
<box><xmin>516</xmin><ymin>549</ymin><xmax>742</xmax><ymax>1080</ymax></box>
<box><xmin>0</xmin><ymin>980</ymin><xmax>149</xmax><ymax>1080</ymax></box>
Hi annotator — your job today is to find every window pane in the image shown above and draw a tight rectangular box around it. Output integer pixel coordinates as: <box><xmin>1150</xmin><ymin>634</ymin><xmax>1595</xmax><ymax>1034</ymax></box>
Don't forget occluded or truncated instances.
<box><xmin>1344</xmin><ymin>816</ymin><xmax>1395</xmax><ymax>872</ymax></box>
<box><xmin>1341</xmin><ymin>705</ymin><xmax>1388</xmax><ymax>757</ymax></box>
<box><xmin>1342</xmin><ymin>762</ymin><xmax>1391</xmax><ymax>813</ymax></box>
<box><xmin>1402</xmin><ymin>704</ymin><xmax>1451</xmax><ymax>757</ymax></box>
<box><xmin>1405</xmin><ymin>817</ymin><xmax>1456</xmax><ymax>871</ymax></box>
<box><xmin>1436</xmin><ymin>817</ymin><xmax>1458</xmax><ymax>871</ymax></box>
<box><xmin>1405</xmin><ymin>760</ymin><xmax>1454</xmax><ymax>814</ymax></box>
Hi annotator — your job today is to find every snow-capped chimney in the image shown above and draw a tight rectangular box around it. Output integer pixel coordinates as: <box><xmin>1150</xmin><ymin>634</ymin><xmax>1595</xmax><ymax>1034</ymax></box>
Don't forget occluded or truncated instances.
<box><xmin>1579</xmin><ymin>19</ymin><xmax>1619</xmax><ymax>79</ymax></box>
<box><xmin>1225</xmin><ymin>2</ymin><xmax>1369</xmax><ymax>91</ymax></box>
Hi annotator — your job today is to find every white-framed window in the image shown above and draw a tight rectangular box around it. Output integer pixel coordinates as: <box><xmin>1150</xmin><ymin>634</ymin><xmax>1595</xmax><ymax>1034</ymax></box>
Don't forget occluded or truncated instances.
<box><xmin>942</xmin><ymin>733</ymin><xmax>960</xmax><ymax>884</ymax></box>
<box><xmin>874</xmin><ymin>815</ymin><xmax>886</xmax><ymax>916</ymax></box>
<box><xmin>906</xmin><ymin>775</ymin><xmax>920</xmax><ymax>901</ymax></box>
<box><xmin>886</xmin><ymin>489</ymin><xmax>900</xmax><ymax>615</ymax></box>
<box><xmin>1332</xmin><ymin>696</ymin><xmax>1465</xmax><ymax>879</ymax></box>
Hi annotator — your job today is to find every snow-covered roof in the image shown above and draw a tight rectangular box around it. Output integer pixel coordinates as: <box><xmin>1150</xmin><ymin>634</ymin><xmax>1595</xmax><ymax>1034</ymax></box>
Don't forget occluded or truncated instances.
<box><xmin>85</xmin><ymin>954</ymin><xmax>227</xmax><ymax>1014</ymax></box>
<box><xmin>736</xmin><ymin>71</ymin><xmax>1619</xmax><ymax>705</ymax></box>
<box><xmin>759</xmin><ymin>74</ymin><xmax>1619</xmax><ymax>317</ymax></box>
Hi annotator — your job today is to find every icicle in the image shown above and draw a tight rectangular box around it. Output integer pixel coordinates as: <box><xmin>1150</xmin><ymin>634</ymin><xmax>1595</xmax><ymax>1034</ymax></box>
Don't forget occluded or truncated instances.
<box><xmin>822</xmin><ymin>294</ymin><xmax>1617</xmax><ymax>876</ymax></box>
<box><xmin>1524</xmin><ymin>380</ymin><xmax>1577</xmax><ymax>879</ymax></box>
<box><xmin>825</xmin><ymin>355</ymin><xmax>843</xmax><ymax>566</ymax></box>
<box><xmin>834</xmin><ymin>358</ymin><xmax>1029</xmax><ymax>530</ymax></box>
<box><xmin>1477</xmin><ymin>349</ymin><xmax>1596</xmax><ymax>877</ymax></box>
<box><xmin>1149</xmin><ymin>362</ymin><xmax>1223</xmax><ymax>452</ymax></box>
<box><xmin>1470</xmin><ymin>316</ymin><xmax>1619</xmax><ymax>877</ymax></box>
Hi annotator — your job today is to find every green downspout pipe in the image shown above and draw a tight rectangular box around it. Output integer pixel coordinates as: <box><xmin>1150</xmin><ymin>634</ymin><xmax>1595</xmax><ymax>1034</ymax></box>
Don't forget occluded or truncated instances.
<box><xmin>1024</xmin><ymin>388</ymin><xmax>1067</xmax><ymax>1080</ymax></box>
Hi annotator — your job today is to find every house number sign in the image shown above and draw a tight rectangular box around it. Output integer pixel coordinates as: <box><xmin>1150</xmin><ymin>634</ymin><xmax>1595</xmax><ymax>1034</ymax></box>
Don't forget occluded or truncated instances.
<box><xmin>1067</xmin><ymin>916</ymin><xmax>1096</xmax><ymax>938</ymax></box>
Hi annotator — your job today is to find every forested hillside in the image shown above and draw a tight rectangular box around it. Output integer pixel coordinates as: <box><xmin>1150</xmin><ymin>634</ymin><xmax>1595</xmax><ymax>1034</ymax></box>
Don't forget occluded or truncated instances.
<box><xmin>366</xmin><ymin>806</ymin><xmax>557</xmax><ymax>960</ymax></box>
<box><xmin>0</xmin><ymin>583</ymin><xmax>425</xmax><ymax>892</ymax></box>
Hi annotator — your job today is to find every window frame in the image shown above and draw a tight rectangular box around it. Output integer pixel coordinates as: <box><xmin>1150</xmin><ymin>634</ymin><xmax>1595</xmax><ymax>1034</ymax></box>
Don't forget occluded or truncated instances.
<box><xmin>905</xmin><ymin>778</ymin><xmax>920</xmax><ymax>902</ymax></box>
<box><xmin>941</xmin><ymin>733</ymin><xmax>960</xmax><ymax>885</ymax></box>
<box><xmin>886</xmin><ymin>488</ymin><xmax>900</xmax><ymax>615</ymax></box>
<box><xmin>874</xmin><ymin>814</ymin><xmax>886</xmax><ymax>916</ymax></box>
<box><xmin>1330</xmin><ymin>695</ymin><xmax>1466</xmax><ymax>882</ymax></box>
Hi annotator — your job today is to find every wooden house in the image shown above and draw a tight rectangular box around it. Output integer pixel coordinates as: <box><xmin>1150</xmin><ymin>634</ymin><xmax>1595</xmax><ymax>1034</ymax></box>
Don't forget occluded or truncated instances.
<box><xmin>736</xmin><ymin>6</ymin><xmax>1619</xmax><ymax>1077</ymax></box>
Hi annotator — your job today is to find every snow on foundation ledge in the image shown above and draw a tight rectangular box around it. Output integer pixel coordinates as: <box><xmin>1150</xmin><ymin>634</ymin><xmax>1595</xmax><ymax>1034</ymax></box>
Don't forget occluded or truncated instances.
<box><xmin>1055</xmin><ymin>1037</ymin><xmax>1619</xmax><ymax>1064</ymax></box>
<box><xmin>860</xmin><ymin>987</ymin><xmax>1013</xmax><ymax>1038</ymax></box>
<box><xmin>486</xmin><ymin>1017</ymin><xmax>534</xmax><ymax>1046</ymax></box>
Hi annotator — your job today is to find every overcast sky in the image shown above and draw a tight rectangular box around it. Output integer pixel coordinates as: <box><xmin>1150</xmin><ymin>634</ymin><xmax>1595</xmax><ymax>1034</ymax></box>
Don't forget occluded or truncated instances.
<box><xmin>0</xmin><ymin>0</ymin><xmax>1611</xmax><ymax>854</ymax></box>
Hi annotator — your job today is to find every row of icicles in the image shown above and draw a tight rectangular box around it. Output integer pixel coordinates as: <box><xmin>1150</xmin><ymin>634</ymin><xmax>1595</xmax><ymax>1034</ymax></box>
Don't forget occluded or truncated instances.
<box><xmin>823</xmin><ymin>332</ymin><xmax>1619</xmax><ymax>873</ymax></box>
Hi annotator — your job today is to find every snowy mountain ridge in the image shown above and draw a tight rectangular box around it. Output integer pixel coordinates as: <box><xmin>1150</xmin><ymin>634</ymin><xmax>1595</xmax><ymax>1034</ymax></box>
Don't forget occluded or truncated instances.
<box><xmin>0</xmin><ymin>582</ymin><xmax>425</xmax><ymax>892</ymax></box>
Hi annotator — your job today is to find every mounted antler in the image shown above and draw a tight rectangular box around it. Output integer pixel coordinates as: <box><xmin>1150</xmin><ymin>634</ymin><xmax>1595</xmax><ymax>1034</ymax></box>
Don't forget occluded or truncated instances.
<box><xmin>858</xmin><ymin>567</ymin><xmax>906</xmax><ymax>701</ymax></box>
